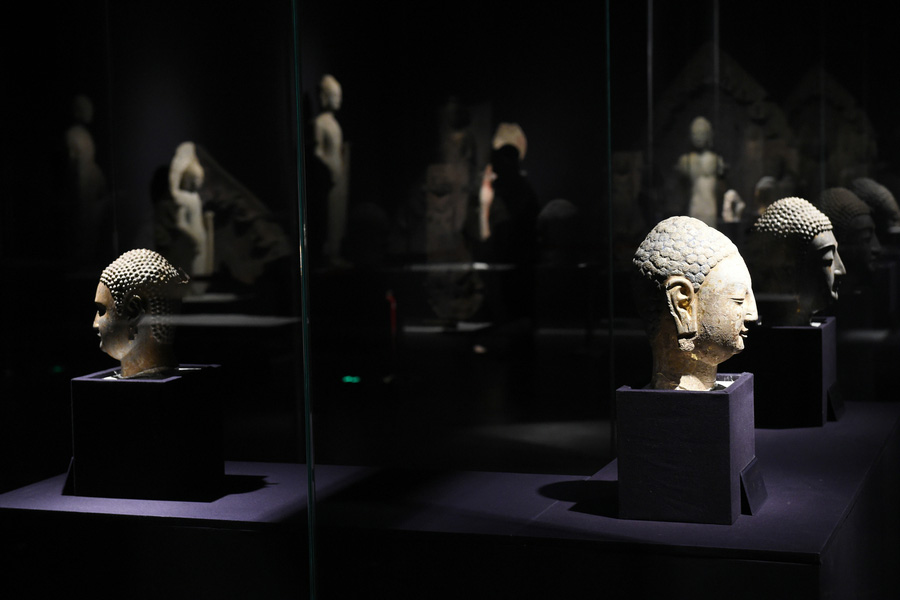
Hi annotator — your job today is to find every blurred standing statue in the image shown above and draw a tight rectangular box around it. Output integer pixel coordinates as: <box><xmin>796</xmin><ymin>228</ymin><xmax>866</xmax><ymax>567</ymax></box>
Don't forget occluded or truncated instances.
<box><xmin>425</xmin><ymin>98</ymin><xmax>479</xmax><ymax>263</ymax></box>
<box><xmin>675</xmin><ymin>116</ymin><xmax>743</xmax><ymax>227</ymax></box>
<box><xmin>632</xmin><ymin>216</ymin><xmax>758</xmax><ymax>391</ymax></box>
<box><xmin>314</xmin><ymin>74</ymin><xmax>349</xmax><ymax>266</ymax></box>
<box><xmin>93</xmin><ymin>249</ymin><xmax>189</xmax><ymax>378</ymax></box>
<box><xmin>745</xmin><ymin>197</ymin><xmax>845</xmax><ymax>326</ymax></box>
<box><xmin>65</xmin><ymin>93</ymin><xmax>110</xmax><ymax>265</ymax></box>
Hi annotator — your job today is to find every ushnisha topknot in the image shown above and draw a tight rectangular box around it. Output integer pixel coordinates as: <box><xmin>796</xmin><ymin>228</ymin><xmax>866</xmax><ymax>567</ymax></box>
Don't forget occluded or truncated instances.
<box><xmin>100</xmin><ymin>248</ymin><xmax>189</xmax><ymax>343</ymax></box>
<box><xmin>751</xmin><ymin>197</ymin><xmax>832</xmax><ymax>244</ymax></box>
<box><xmin>633</xmin><ymin>215</ymin><xmax>738</xmax><ymax>293</ymax></box>
<box><xmin>818</xmin><ymin>188</ymin><xmax>871</xmax><ymax>232</ymax></box>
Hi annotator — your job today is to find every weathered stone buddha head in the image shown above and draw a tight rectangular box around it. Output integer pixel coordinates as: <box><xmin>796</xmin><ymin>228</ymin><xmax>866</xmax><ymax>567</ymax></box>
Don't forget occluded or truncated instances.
<box><xmin>633</xmin><ymin>216</ymin><xmax>758</xmax><ymax>391</ymax></box>
<box><xmin>819</xmin><ymin>187</ymin><xmax>881</xmax><ymax>286</ymax></box>
<box><xmin>93</xmin><ymin>249</ymin><xmax>189</xmax><ymax>378</ymax></box>
<box><xmin>746</xmin><ymin>197</ymin><xmax>845</xmax><ymax>325</ymax></box>
<box><xmin>847</xmin><ymin>177</ymin><xmax>900</xmax><ymax>243</ymax></box>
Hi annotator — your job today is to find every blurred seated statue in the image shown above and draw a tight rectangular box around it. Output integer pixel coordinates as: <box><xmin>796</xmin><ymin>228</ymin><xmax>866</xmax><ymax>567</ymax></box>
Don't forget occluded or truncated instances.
<box><xmin>818</xmin><ymin>187</ymin><xmax>881</xmax><ymax>289</ymax></box>
<box><xmin>93</xmin><ymin>249</ymin><xmax>189</xmax><ymax>378</ymax></box>
<box><xmin>632</xmin><ymin>216</ymin><xmax>758</xmax><ymax>391</ymax></box>
<box><xmin>675</xmin><ymin>116</ymin><xmax>725</xmax><ymax>227</ymax></box>
<box><xmin>160</xmin><ymin>141</ymin><xmax>292</xmax><ymax>288</ymax></box>
<box><xmin>847</xmin><ymin>177</ymin><xmax>900</xmax><ymax>246</ymax></box>
<box><xmin>745</xmin><ymin>197</ymin><xmax>845</xmax><ymax>326</ymax></box>
<box><xmin>168</xmin><ymin>141</ymin><xmax>214</xmax><ymax>281</ymax></box>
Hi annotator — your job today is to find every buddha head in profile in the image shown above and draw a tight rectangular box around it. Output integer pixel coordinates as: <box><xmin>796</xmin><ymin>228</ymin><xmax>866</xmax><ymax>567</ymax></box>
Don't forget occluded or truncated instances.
<box><xmin>745</xmin><ymin>197</ymin><xmax>845</xmax><ymax>326</ymax></box>
<box><xmin>818</xmin><ymin>187</ymin><xmax>881</xmax><ymax>287</ymax></box>
<box><xmin>93</xmin><ymin>249</ymin><xmax>189</xmax><ymax>378</ymax></box>
<box><xmin>319</xmin><ymin>74</ymin><xmax>342</xmax><ymax>113</ymax></box>
<box><xmin>847</xmin><ymin>177</ymin><xmax>900</xmax><ymax>243</ymax></box>
<box><xmin>633</xmin><ymin>216</ymin><xmax>758</xmax><ymax>391</ymax></box>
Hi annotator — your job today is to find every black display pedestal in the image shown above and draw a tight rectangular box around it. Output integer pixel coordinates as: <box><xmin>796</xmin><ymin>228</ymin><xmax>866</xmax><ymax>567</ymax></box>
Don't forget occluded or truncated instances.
<box><xmin>835</xmin><ymin>259</ymin><xmax>900</xmax><ymax>329</ymax></box>
<box><xmin>729</xmin><ymin>316</ymin><xmax>841</xmax><ymax>428</ymax></box>
<box><xmin>66</xmin><ymin>364</ymin><xmax>223</xmax><ymax>501</ymax></box>
<box><xmin>616</xmin><ymin>372</ymin><xmax>765</xmax><ymax>525</ymax></box>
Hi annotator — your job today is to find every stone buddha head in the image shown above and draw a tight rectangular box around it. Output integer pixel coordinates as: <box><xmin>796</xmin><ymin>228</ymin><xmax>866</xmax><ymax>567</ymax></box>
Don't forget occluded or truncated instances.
<box><xmin>818</xmin><ymin>187</ymin><xmax>881</xmax><ymax>288</ymax></box>
<box><xmin>745</xmin><ymin>197</ymin><xmax>845</xmax><ymax>326</ymax></box>
<box><xmin>93</xmin><ymin>249</ymin><xmax>189</xmax><ymax>378</ymax></box>
<box><xmin>847</xmin><ymin>177</ymin><xmax>900</xmax><ymax>244</ymax></box>
<box><xmin>633</xmin><ymin>216</ymin><xmax>758</xmax><ymax>391</ymax></box>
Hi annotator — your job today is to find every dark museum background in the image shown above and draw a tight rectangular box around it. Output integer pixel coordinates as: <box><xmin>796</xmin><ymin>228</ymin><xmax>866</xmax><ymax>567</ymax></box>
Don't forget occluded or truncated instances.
<box><xmin>1</xmin><ymin>1</ymin><xmax>899</xmax><ymax>598</ymax></box>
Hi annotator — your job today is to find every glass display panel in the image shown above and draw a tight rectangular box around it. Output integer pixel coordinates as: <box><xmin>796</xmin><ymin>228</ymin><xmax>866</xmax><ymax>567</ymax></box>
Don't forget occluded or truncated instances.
<box><xmin>608</xmin><ymin>0</ymin><xmax>900</xmax><ymax>399</ymax></box>
<box><xmin>3</xmin><ymin>1</ymin><xmax>309</xmax><ymax>596</ymax></box>
<box><xmin>3</xmin><ymin>1</ymin><xmax>898</xmax><ymax>596</ymax></box>
<box><xmin>297</xmin><ymin>5</ymin><xmax>613</xmax><ymax>481</ymax></box>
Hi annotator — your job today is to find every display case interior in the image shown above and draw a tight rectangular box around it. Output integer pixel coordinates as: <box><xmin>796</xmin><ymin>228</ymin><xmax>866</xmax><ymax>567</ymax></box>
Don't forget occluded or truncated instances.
<box><xmin>2</xmin><ymin>1</ymin><xmax>309</xmax><ymax>595</ymax></box>
<box><xmin>1</xmin><ymin>0</ymin><xmax>305</xmax><ymax>499</ymax></box>
<box><xmin>608</xmin><ymin>1</ymin><xmax>900</xmax><ymax>392</ymax></box>
<box><xmin>296</xmin><ymin>2</ymin><xmax>614</xmax><ymax>476</ymax></box>
<box><xmin>302</xmin><ymin>0</ymin><xmax>900</xmax><ymax>596</ymax></box>
<box><xmin>2</xmin><ymin>0</ymin><xmax>900</xmax><ymax>598</ymax></box>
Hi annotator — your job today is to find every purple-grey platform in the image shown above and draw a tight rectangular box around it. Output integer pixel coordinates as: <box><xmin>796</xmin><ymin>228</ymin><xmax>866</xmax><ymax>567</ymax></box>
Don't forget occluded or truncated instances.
<box><xmin>0</xmin><ymin>403</ymin><xmax>897</xmax><ymax>599</ymax></box>
<box><xmin>314</xmin><ymin>402</ymin><xmax>899</xmax><ymax>599</ymax></box>
<box><xmin>615</xmin><ymin>372</ymin><xmax>762</xmax><ymax>525</ymax></box>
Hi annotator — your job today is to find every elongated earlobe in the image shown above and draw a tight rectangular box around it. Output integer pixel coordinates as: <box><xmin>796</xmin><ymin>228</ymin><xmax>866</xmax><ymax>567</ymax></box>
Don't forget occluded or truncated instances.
<box><xmin>664</xmin><ymin>275</ymin><xmax>697</xmax><ymax>338</ymax></box>
<box><xmin>125</xmin><ymin>295</ymin><xmax>145</xmax><ymax>340</ymax></box>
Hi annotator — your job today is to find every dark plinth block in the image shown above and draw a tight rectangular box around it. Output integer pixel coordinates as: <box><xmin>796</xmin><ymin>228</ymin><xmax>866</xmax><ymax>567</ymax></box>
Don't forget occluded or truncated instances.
<box><xmin>616</xmin><ymin>373</ymin><xmax>763</xmax><ymax>525</ymax></box>
<box><xmin>835</xmin><ymin>259</ymin><xmax>900</xmax><ymax>329</ymax></box>
<box><xmin>729</xmin><ymin>316</ymin><xmax>838</xmax><ymax>428</ymax></box>
<box><xmin>67</xmin><ymin>364</ymin><xmax>223</xmax><ymax>501</ymax></box>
